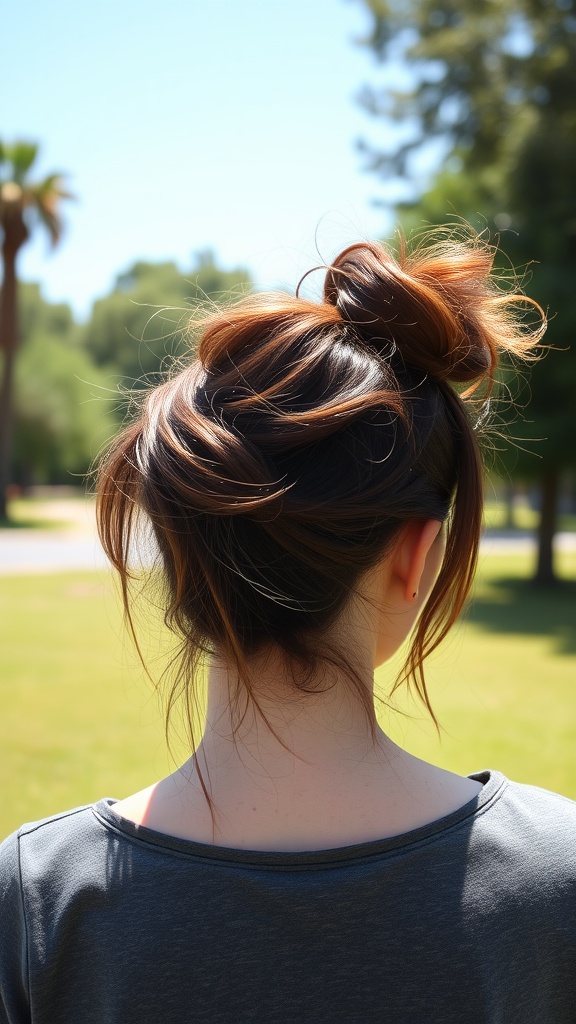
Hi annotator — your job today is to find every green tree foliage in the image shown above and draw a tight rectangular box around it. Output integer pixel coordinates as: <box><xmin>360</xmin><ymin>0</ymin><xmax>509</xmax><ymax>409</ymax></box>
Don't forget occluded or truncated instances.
<box><xmin>13</xmin><ymin>284</ymin><xmax>117</xmax><ymax>485</ymax></box>
<box><xmin>82</xmin><ymin>252</ymin><xmax>252</xmax><ymax>403</ymax></box>
<box><xmin>9</xmin><ymin>253</ymin><xmax>253</xmax><ymax>489</ymax></box>
<box><xmin>356</xmin><ymin>0</ymin><xmax>576</xmax><ymax>582</ymax></box>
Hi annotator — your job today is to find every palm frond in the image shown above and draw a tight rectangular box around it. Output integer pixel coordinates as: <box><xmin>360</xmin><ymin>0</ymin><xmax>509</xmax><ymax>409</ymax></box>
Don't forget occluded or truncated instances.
<box><xmin>26</xmin><ymin>175</ymin><xmax>74</xmax><ymax>245</ymax></box>
<box><xmin>0</xmin><ymin>141</ymin><xmax>73</xmax><ymax>246</ymax></box>
<box><xmin>31</xmin><ymin>173</ymin><xmax>74</xmax><ymax>201</ymax></box>
<box><xmin>34</xmin><ymin>200</ymin><xmax>62</xmax><ymax>245</ymax></box>
<box><xmin>4</xmin><ymin>141</ymin><xmax>39</xmax><ymax>184</ymax></box>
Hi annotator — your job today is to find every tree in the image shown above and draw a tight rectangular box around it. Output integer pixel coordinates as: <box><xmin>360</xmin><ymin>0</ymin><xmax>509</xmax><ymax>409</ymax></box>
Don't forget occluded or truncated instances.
<box><xmin>355</xmin><ymin>0</ymin><xmax>576</xmax><ymax>583</ymax></box>
<box><xmin>12</xmin><ymin>284</ymin><xmax>117</xmax><ymax>486</ymax></box>
<box><xmin>0</xmin><ymin>141</ymin><xmax>72</xmax><ymax>520</ymax></box>
<box><xmin>82</xmin><ymin>251</ymin><xmax>252</xmax><ymax>409</ymax></box>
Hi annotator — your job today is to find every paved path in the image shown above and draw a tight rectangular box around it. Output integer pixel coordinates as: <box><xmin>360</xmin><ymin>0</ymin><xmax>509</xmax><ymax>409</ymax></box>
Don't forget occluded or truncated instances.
<box><xmin>480</xmin><ymin>531</ymin><xmax>576</xmax><ymax>556</ymax></box>
<box><xmin>0</xmin><ymin>531</ymin><xmax>109</xmax><ymax>574</ymax></box>
<box><xmin>0</xmin><ymin>498</ymin><xmax>108</xmax><ymax>575</ymax></box>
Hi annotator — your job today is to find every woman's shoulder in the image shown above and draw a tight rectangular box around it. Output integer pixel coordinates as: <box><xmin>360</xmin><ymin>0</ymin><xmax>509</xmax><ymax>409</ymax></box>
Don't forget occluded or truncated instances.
<box><xmin>0</xmin><ymin>802</ymin><xmax>113</xmax><ymax>893</ymax></box>
<box><xmin>489</xmin><ymin>774</ymin><xmax>576</xmax><ymax>832</ymax></box>
<box><xmin>468</xmin><ymin>772</ymin><xmax>576</xmax><ymax>886</ymax></box>
<box><xmin>2</xmin><ymin>801</ymin><xmax>106</xmax><ymax>842</ymax></box>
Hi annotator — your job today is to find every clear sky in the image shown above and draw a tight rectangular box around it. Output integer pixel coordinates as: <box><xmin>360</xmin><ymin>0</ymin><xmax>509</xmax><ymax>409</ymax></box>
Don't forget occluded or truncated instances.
<box><xmin>3</xmin><ymin>0</ymin><xmax>402</xmax><ymax>320</ymax></box>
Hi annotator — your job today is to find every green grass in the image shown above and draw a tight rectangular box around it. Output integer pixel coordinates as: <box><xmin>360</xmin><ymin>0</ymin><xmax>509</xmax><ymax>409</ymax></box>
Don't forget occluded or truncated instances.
<box><xmin>1</xmin><ymin>553</ymin><xmax>575</xmax><ymax>840</ymax></box>
<box><xmin>381</xmin><ymin>551</ymin><xmax>576</xmax><ymax>799</ymax></box>
<box><xmin>0</xmin><ymin>574</ymin><xmax>174</xmax><ymax>839</ymax></box>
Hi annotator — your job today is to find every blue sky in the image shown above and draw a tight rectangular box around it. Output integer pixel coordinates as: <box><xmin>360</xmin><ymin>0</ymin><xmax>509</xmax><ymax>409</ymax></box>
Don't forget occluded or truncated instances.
<box><xmin>3</xmin><ymin>0</ymin><xmax>406</xmax><ymax>319</ymax></box>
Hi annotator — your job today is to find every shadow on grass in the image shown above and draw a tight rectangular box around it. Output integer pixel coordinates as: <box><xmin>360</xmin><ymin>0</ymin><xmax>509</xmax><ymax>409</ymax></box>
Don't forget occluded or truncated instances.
<box><xmin>468</xmin><ymin>577</ymin><xmax>576</xmax><ymax>656</ymax></box>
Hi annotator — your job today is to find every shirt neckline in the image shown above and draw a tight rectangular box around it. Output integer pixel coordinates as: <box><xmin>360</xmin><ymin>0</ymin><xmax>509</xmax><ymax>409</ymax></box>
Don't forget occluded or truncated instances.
<box><xmin>91</xmin><ymin>769</ymin><xmax>508</xmax><ymax>868</ymax></box>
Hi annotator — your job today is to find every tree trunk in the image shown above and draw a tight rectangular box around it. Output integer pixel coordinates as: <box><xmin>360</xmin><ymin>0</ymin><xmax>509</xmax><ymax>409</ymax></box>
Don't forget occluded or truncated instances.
<box><xmin>503</xmin><ymin>480</ymin><xmax>516</xmax><ymax>530</ymax></box>
<box><xmin>533</xmin><ymin>467</ymin><xmax>560</xmax><ymax>586</ymax></box>
<box><xmin>0</xmin><ymin>346</ymin><xmax>15</xmax><ymax>520</ymax></box>
<box><xmin>0</xmin><ymin>239</ymin><xmax>21</xmax><ymax>522</ymax></box>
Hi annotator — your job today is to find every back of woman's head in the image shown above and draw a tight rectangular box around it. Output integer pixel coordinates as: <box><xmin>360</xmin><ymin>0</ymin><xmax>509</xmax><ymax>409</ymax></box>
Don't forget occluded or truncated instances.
<box><xmin>97</xmin><ymin>228</ymin><xmax>544</xmax><ymax>732</ymax></box>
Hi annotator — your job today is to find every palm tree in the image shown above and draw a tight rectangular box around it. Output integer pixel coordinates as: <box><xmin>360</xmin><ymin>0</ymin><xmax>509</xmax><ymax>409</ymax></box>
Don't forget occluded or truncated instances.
<box><xmin>0</xmin><ymin>141</ymin><xmax>72</xmax><ymax>520</ymax></box>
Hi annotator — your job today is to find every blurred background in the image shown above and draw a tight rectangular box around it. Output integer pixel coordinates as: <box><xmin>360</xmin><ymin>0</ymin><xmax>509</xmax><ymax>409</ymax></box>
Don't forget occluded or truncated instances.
<box><xmin>1</xmin><ymin>0</ymin><xmax>575</xmax><ymax>837</ymax></box>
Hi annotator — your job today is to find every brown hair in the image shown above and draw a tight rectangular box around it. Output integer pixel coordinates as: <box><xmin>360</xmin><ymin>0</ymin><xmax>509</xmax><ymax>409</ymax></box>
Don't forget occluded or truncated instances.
<box><xmin>97</xmin><ymin>228</ymin><xmax>544</xmax><ymax>758</ymax></box>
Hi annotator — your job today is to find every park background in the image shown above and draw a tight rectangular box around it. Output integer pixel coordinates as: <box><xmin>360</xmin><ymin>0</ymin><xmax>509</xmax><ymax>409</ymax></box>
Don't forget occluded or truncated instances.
<box><xmin>1</xmin><ymin>0</ymin><xmax>575</xmax><ymax>839</ymax></box>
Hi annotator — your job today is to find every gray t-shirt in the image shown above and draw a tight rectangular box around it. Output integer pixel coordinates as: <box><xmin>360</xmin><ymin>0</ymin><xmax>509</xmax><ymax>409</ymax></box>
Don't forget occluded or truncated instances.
<box><xmin>1</xmin><ymin>769</ymin><xmax>575</xmax><ymax>1024</ymax></box>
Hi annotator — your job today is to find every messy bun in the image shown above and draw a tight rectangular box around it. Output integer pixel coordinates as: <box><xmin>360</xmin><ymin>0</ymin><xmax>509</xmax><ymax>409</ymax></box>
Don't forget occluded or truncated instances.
<box><xmin>97</xmin><ymin>228</ymin><xmax>544</xmax><ymax>754</ymax></box>
<box><xmin>324</xmin><ymin>237</ymin><xmax>537</xmax><ymax>384</ymax></box>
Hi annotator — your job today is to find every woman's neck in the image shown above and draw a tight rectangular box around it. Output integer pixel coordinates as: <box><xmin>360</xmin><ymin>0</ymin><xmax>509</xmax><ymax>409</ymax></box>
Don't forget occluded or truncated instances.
<box><xmin>111</xmin><ymin>646</ymin><xmax>483</xmax><ymax>851</ymax></box>
<box><xmin>198</xmin><ymin>649</ymin><xmax>382</xmax><ymax>774</ymax></box>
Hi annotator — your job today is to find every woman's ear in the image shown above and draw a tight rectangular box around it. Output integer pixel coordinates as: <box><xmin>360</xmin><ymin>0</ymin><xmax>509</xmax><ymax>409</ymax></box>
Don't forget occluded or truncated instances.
<box><xmin>392</xmin><ymin>520</ymin><xmax>443</xmax><ymax>604</ymax></box>
<box><xmin>371</xmin><ymin>519</ymin><xmax>445</xmax><ymax>669</ymax></box>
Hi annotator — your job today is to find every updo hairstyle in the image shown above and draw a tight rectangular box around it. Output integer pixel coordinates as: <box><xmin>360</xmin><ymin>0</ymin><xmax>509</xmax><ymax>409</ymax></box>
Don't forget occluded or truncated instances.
<box><xmin>97</xmin><ymin>230</ymin><xmax>544</xmax><ymax>739</ymax></box>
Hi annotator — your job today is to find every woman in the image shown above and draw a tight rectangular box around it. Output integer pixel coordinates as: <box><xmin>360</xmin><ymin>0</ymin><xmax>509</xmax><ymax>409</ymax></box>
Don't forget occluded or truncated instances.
<box><xmin>1</xmin><ymin>231</ymin><xmax>575</xmax><ymax>1024</ymax></box>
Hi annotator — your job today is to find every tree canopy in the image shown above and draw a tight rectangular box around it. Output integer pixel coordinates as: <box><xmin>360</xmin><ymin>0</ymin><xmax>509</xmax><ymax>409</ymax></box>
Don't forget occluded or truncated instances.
<box><xmin>356</xmin><ymin>0</ymin><xmax>576</xmax><ymax>581</ymax></box>
<box><xmin>82</xmin><ymin>252</ymin><xmax>252</xmax><ymax>400</ymax></box>
<box><xmin>10</xmin><ymin>253</ymin><xmax>254</xmax><ymax>487</ymax></box>
<box><xmin>13</xmin><ymin>284</ymin><xmax>116</xmax><ymax>485</ymax></box>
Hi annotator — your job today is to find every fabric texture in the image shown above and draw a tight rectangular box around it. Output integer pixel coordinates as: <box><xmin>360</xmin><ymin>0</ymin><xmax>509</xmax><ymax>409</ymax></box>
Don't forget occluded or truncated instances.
<box><xmin>1</xmin><ymin>769</ymin><xmax>575</xmax><ymax>1024</ymax></box>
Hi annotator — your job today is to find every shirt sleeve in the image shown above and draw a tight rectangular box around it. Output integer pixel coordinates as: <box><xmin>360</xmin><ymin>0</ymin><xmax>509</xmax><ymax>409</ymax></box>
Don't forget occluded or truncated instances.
<box><xmin>0</xmin><ymin>831</ymin><xmax>31</xmax><ymax>1024</ymax></box>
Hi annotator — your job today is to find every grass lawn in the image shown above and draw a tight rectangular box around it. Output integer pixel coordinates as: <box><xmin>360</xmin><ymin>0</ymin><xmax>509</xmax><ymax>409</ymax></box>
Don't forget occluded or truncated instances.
<box><xmin>381</xmin><ymin>550</ymin><xmax>576</xmax><ymax>799</ymax></box>
<box><xmin>1</xmin><ymin>551</ymin><xmax>575</xmax><ymax>840</ymax></box>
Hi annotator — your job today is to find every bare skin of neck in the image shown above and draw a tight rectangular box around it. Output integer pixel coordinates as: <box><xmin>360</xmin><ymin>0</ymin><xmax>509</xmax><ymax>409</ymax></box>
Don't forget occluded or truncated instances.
<box><xmin>112</xmin><ymin>523</ymin><xmax>483</xmax><ymax>851</ymax></box>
